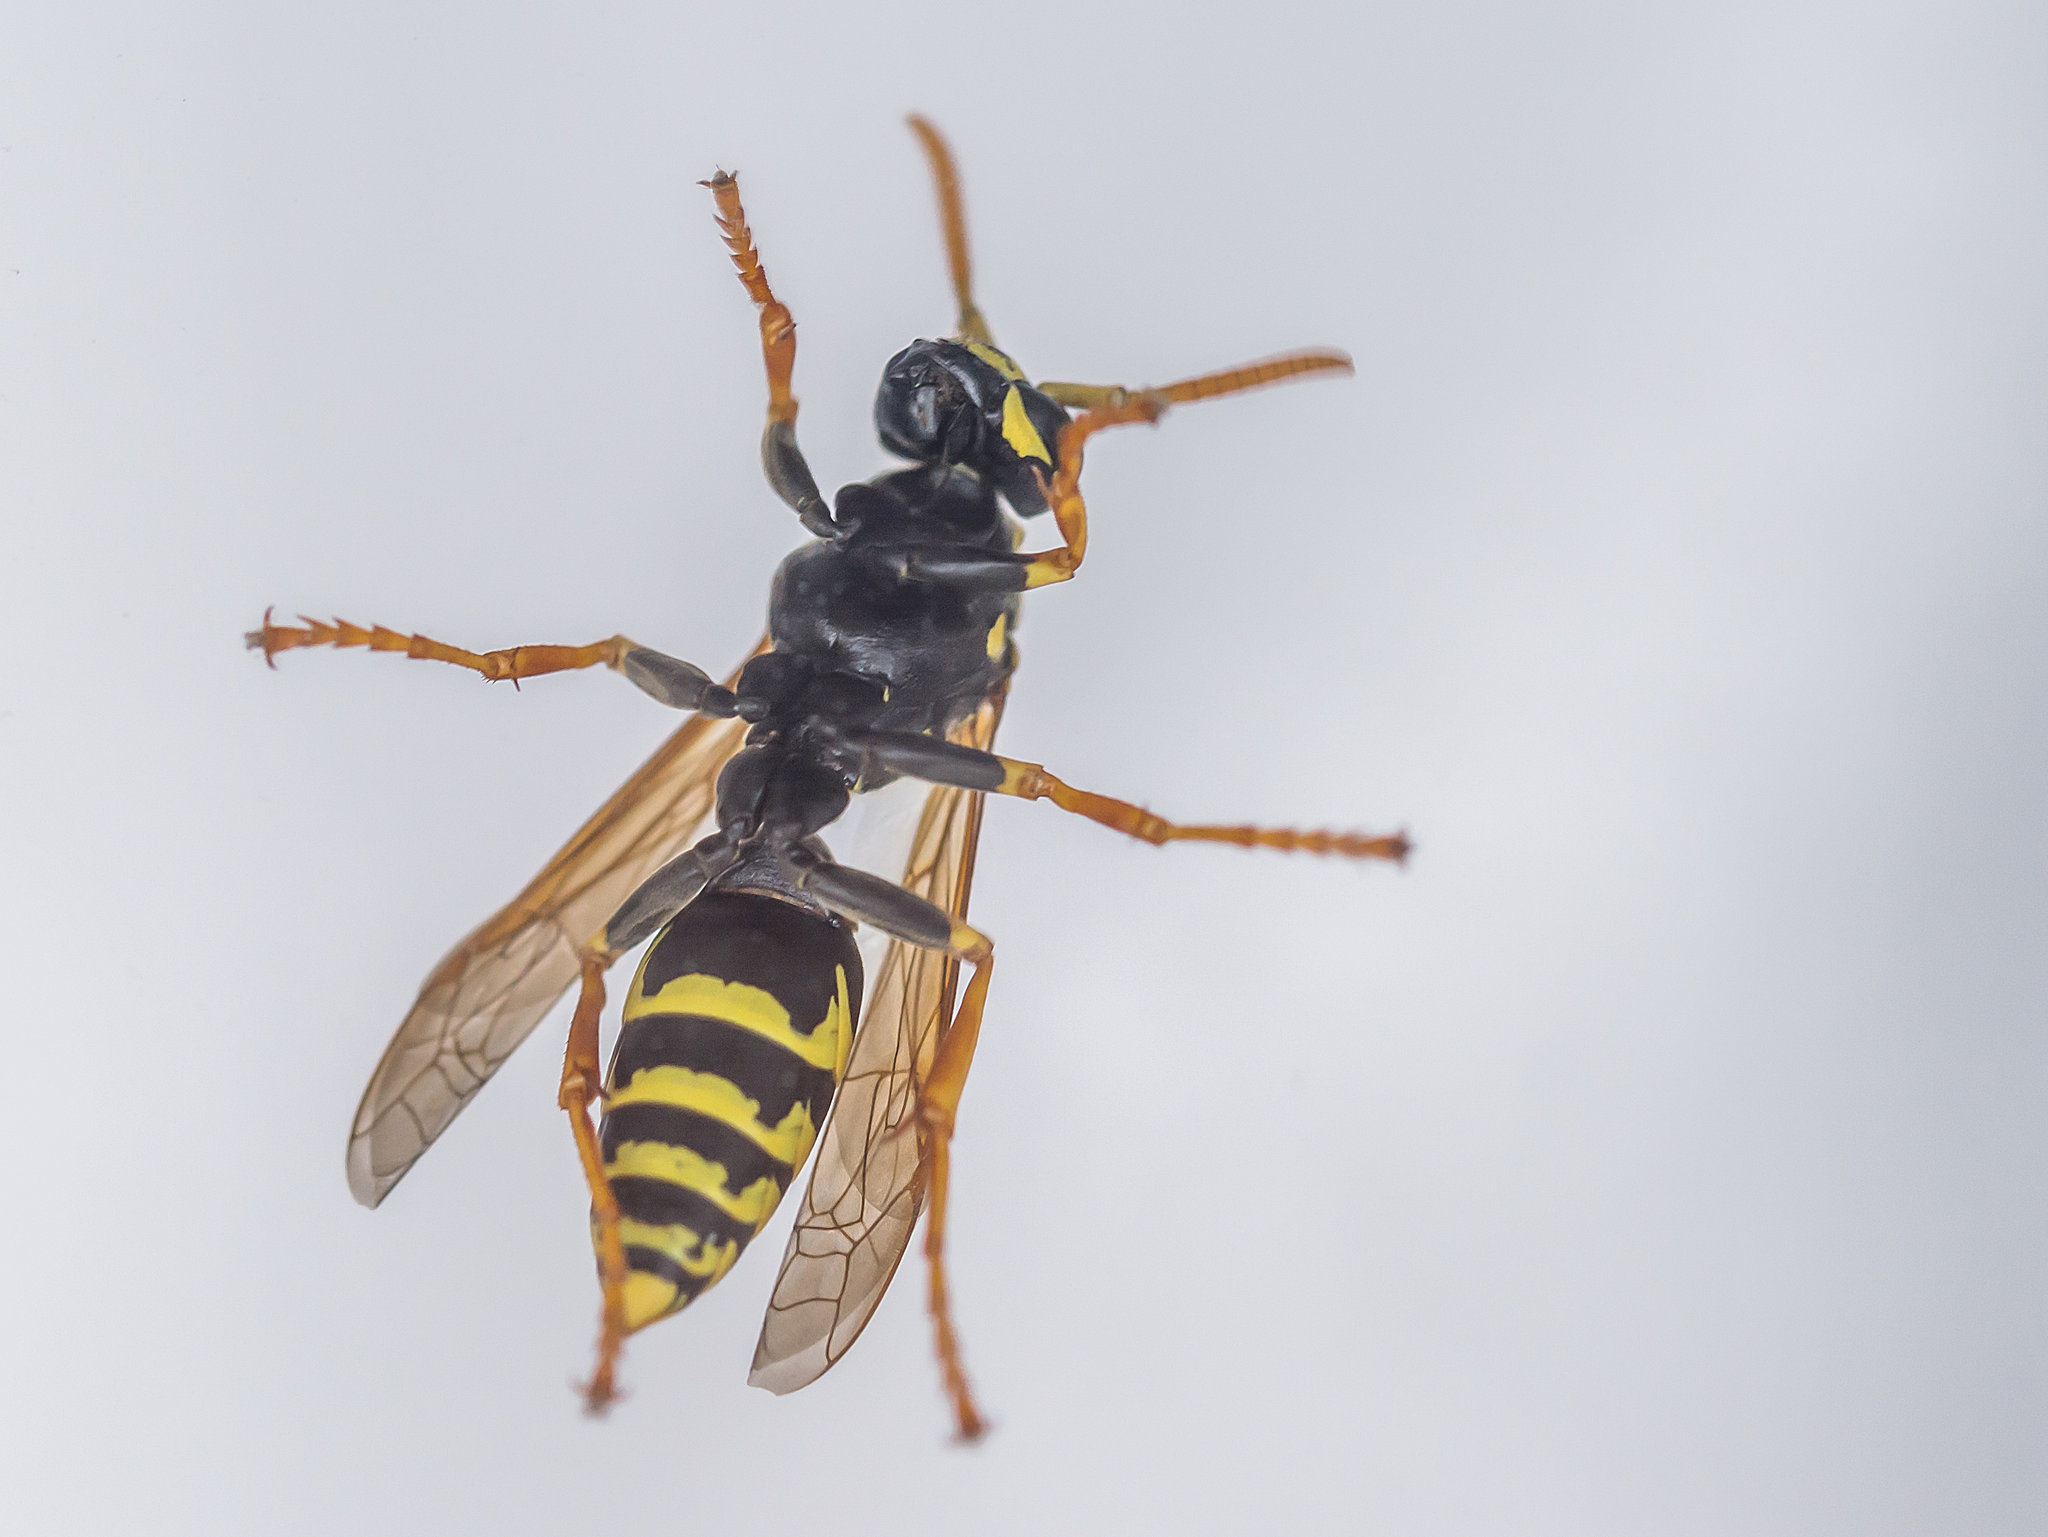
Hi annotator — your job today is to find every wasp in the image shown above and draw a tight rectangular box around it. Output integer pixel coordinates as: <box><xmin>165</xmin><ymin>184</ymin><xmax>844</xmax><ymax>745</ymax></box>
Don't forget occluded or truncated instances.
<box><xmin>248</xmin><ymin>117</ymin><xmax>1409</xmax><ymax>1441</ymax></box>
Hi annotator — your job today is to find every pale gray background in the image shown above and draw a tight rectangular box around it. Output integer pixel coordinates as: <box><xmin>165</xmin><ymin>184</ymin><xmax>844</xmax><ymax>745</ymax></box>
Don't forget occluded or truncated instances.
<box><xmin>4</xmin><ymin>4</ymin><xmax>2045</xmax><ymax>1533</ymax></box>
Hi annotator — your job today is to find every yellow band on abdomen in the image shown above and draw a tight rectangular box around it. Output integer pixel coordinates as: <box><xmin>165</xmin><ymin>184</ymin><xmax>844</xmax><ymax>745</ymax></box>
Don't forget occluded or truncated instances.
<box><xmin>606</xmin><ymin>1138</ymin><xmax>785</xmax><ymax>1227</ymax></box>
<box><xmin>606</xmin><ymin>1063</ymin><xmax>821</xmax><ymax>1166</ymax></box>
<box><xmin>624</xmin><ymin>971</ymin><xmax>845</xmax><ymax>1071</ymax></box>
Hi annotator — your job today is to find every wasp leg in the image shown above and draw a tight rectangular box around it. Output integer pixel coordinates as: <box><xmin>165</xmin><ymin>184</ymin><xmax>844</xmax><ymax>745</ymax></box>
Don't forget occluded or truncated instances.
<box><xmin>614</xmin><ymin>649</ymin><xmax>741</xmax><ymax>714</ymax></box>
<box><xmin>998</xmin><ymin>759</ymin><xmax>1410</xmax><ymax>861</ymax></box>
<box><xmin>702</xmin><ymin>173</ymin><xmax>835</xmax><ymax>539</ymax></box>
<box><xmin>243</xmin><ymin>614</ymin><xmax>739</xmax><ymax>711</ymax></box>
<box><xmin>912</xmin><ymin>936</ymin><xmax>994</xmax><ymax>1443</ymax></box>
<box><xmin>906</xmin><ymin>115</ymin><xmax>992</xmax><ymax>346</ymax></box>
<box><xmin>845</xmin><ymin>730</ymin><xmax>1410</xmax><ymax>863</ymax></box>
<box><xmin>1035</xmin><ymin>350</ymin><xmax>1354</xmax><ymax>412</ymax></box>
<box><xmin>554</xmin><ymin>831</ymin><xmax>744</xmax><ymax>1412</ymax></box>
<box><xmin>602</xmin><ymin>829</ymin><xmax>738</xmax><ymax>954</ymax></box>
<box><xmin>559</xmin><ymin>943</ymin><xmax>629</xmax><ymax>1413</ymax></box>
<box><xmin>1018</xmin><ymin>352</ymin><xmax>1354</xmax><ymax>590</ymax></box>
<box><xmin>1031</xmin><ymin>381</ymin><xmax>1126</xmax><ymax>411</ymax></box>
<box><xmin>245</xmin><ymin>611</ymin><xmax>630</xmax><ymax>682</ymax></box>
<box><xmin>783</xmin><ymin>853</ymin><xmax>996</xmax><ymax>1442</ymax></box>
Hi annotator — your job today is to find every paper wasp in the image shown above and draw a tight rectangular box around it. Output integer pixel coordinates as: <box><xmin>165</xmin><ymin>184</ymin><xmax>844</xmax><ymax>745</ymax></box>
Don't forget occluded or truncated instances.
<box><xmin>248</xmin><ymin>117</ymin><xmax>1409</xmax><ymax>1441</ymax></box>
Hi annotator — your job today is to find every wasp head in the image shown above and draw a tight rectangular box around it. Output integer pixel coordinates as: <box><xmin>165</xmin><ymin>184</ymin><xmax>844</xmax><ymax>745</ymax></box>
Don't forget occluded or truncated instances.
<box><xmin>874</xmin><ymin>339</ymin><xmax>993</xmax><ymax>467</ymax></box>
<box><xmin>873</xmin><ymin>338</ymin><xmax>1069</xmax><ymax>517</ymax></box>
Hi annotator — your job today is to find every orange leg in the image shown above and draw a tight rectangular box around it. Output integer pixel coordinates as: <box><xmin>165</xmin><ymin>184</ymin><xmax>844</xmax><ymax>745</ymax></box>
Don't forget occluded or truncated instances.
<box><xmin>914</xmin><ymin>921</ymin><xmax>998</xmax><ymax>1443</ymax></box>
<box><xmin>1021</xmin><ymin>351</ymin><xmax>1355</xmax><ymax>590</ymax></box>
<box><xmin>702</xmin><ymin>171</ymin><xmax>799</xmax><ymax>428</ymax></box>
<box><xmin>906</xmin><ymin>115</ymin><xmax>992</xmax><ymax>345</ymax></box>
<box><xmin>245</xmin><ymin>609</ymin><xmax>633</xmax><ymax>683</ymax></box>
<box><xmin>702</xmin><ymin>172</ymin><xmax>833</xmax><ymax>535</ymax></box>
<box><xmin>781</xmin><ymin>854</ymin><xmax>1001</xmax><ymax>1438</ymax></box>
<box><xmin>558</xmin><ymin>945</ymin><xmax>629</xmax><ymax>1413</ymax></box>
<box><xmin>1036</xmin><ymin>350</ymin><xmax>1353</xmax><ymax>413</ymax></box>
<box><xmin>995</xmin><ymin>757</ymin><xmax>1411</xmax><ymax>864</ymax></box>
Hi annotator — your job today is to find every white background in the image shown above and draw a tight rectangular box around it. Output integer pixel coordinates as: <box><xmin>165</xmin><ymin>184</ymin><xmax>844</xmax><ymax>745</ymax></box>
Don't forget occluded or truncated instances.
<box><xmin>4</xmin><ymin>4</ymin><xmax>2045</xmax><ymax>1533</ymax></box>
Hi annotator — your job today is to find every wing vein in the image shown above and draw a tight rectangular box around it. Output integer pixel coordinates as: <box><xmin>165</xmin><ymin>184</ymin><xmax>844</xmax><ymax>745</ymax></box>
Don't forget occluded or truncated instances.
<box><xmin>344</xmin><ymin>643</ymin><xmax>763</xmax><ymax>1207</ymax></box>
<box><xmin>748</xmin><ymin>690</ymin><xmax>1005</xmax><ymax>1394</ymax></box>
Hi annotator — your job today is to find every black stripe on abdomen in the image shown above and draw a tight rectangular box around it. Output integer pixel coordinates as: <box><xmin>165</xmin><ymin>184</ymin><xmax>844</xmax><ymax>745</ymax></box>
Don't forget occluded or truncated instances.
<box><xmin>609</xmin><ymin>1176</ymin><xmax>756</xmax><ymax>1251</ymax></box>
<box><xmin>633</xmin><ymin>890</ymin><xmax>850</xmax><ymax>1027</ymax></box>
<box><xmin>621</xmin><ymin>1243</ymin><xmax>714</xmax><ymax>1305</ymax></box>
<box><xmin>601</xmin><ymin>1101</ymin><xmax>796</xmax><ymax>1197</ymax></box>
<box><xmin>611</xmin><ymin>1012</ymin><xmax>838</xmax><ymax>1134</ymax></box>
<box><xmin>595</xmin><ymin>888</ymin><xmax>865</xmax><ymax>1333</ymax></box>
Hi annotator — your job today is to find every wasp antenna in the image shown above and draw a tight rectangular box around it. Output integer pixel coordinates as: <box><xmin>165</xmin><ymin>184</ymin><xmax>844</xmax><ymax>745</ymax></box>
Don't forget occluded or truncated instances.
<box><xmin>907</xmin><ymin>115</ymin><xmax>991</xmax><ymax>344</ymax></box>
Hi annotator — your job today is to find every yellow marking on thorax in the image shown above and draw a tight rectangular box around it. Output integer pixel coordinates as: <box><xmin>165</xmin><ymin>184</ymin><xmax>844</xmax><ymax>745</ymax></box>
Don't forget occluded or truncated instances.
<box><xmin>625</xmin><ymin>970</ymin><xmax>843</xmax><ymax>1072</ymax></box>
<box><xmin>608</xmin><ymin>1063</ymin><xmax>821</xmax><ymax>1165</ymax></box>
<box><xmin>831</xmin><ymin>964</ymin><xmax>853</xmax><ymax>1081</ymax></box>
<box><xmin>962</xmin><ymin>339</ymin><xmax>1024</xmax><ymax>380</ymax></box>
<box><xmin>605</xmin><ymin>1139</ymin><xmax>785</xmax><ymax>1227</ymax></box>
<box><xmin>986</xmin><ymin>611</ymin><xmax>1009</xmax><ymax>660</ymax></box>
<box><xmin>1000</xmin><ymin>387</ymin><xmax>1052</xmax><ymax>464</ymax></box>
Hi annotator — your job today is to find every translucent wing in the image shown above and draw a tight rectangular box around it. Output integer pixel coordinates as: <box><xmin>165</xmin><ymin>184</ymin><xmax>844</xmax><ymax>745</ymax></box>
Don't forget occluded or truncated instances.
<box><xmin>749</xmin><ymin>691</ymin><xmax>1005</xmax><ymax>1393</ymax></box>
<box><xmin>345</xmin><ymin>647</ymin><xmax>761</xmax><ymax>1207</ymax></box>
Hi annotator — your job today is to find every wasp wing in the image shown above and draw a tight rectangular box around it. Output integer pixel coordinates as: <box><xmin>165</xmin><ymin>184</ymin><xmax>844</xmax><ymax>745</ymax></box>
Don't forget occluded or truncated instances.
<box><xmin>345</xmin><ymin>647</ymin><xmax>761</xmax><ymax>1207</ymax></box>
<box><xmin>749</xmin><ymin>691</ymin><xmax>1004</xmax><ymax>1393</ymax></box>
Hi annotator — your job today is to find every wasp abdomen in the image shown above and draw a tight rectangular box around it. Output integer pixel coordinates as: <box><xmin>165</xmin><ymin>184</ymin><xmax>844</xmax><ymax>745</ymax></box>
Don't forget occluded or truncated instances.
<box><xmin>599</xmin><ymin>889</ymin><xmax>862</xmax><ymax>1331</ymax></box>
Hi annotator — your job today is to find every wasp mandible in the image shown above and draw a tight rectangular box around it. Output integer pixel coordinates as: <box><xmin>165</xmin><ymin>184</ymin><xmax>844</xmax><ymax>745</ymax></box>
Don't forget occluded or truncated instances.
<box><xmin>249</xmin><ymin>117</ymin><xmax>1408</xmax><ymax>1441</ymax></box>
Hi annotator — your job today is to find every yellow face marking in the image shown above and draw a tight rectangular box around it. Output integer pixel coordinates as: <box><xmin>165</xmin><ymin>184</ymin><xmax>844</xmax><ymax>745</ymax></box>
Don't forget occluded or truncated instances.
<box><xmin>625</xmin><ymin>971</ymin><xmax>843</xmax><ymax>1073</ymax></box>
<box><xmin>962</xmin><ymin>339</ymin><xmax>1024</xmax><ymax>380</ymax></box>
<box><xmin>1000</xmin><ymin>387</ymin><xmax>1052</xmax><ymax>465</ymax></box>
<box><xmin>608</xmin><ymin>1064</ymin><xmax>821</xmax><ymax>1165</ymax></box>
<box><xmin>985</xmin><ymin>611</ymin><xmax>1009</xmax><ymax>660</ymax></box>
<box><xmin>605</xmin><ymin>1140</ymin><xmax>785</xmax><ymax>1227</ymax></box>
